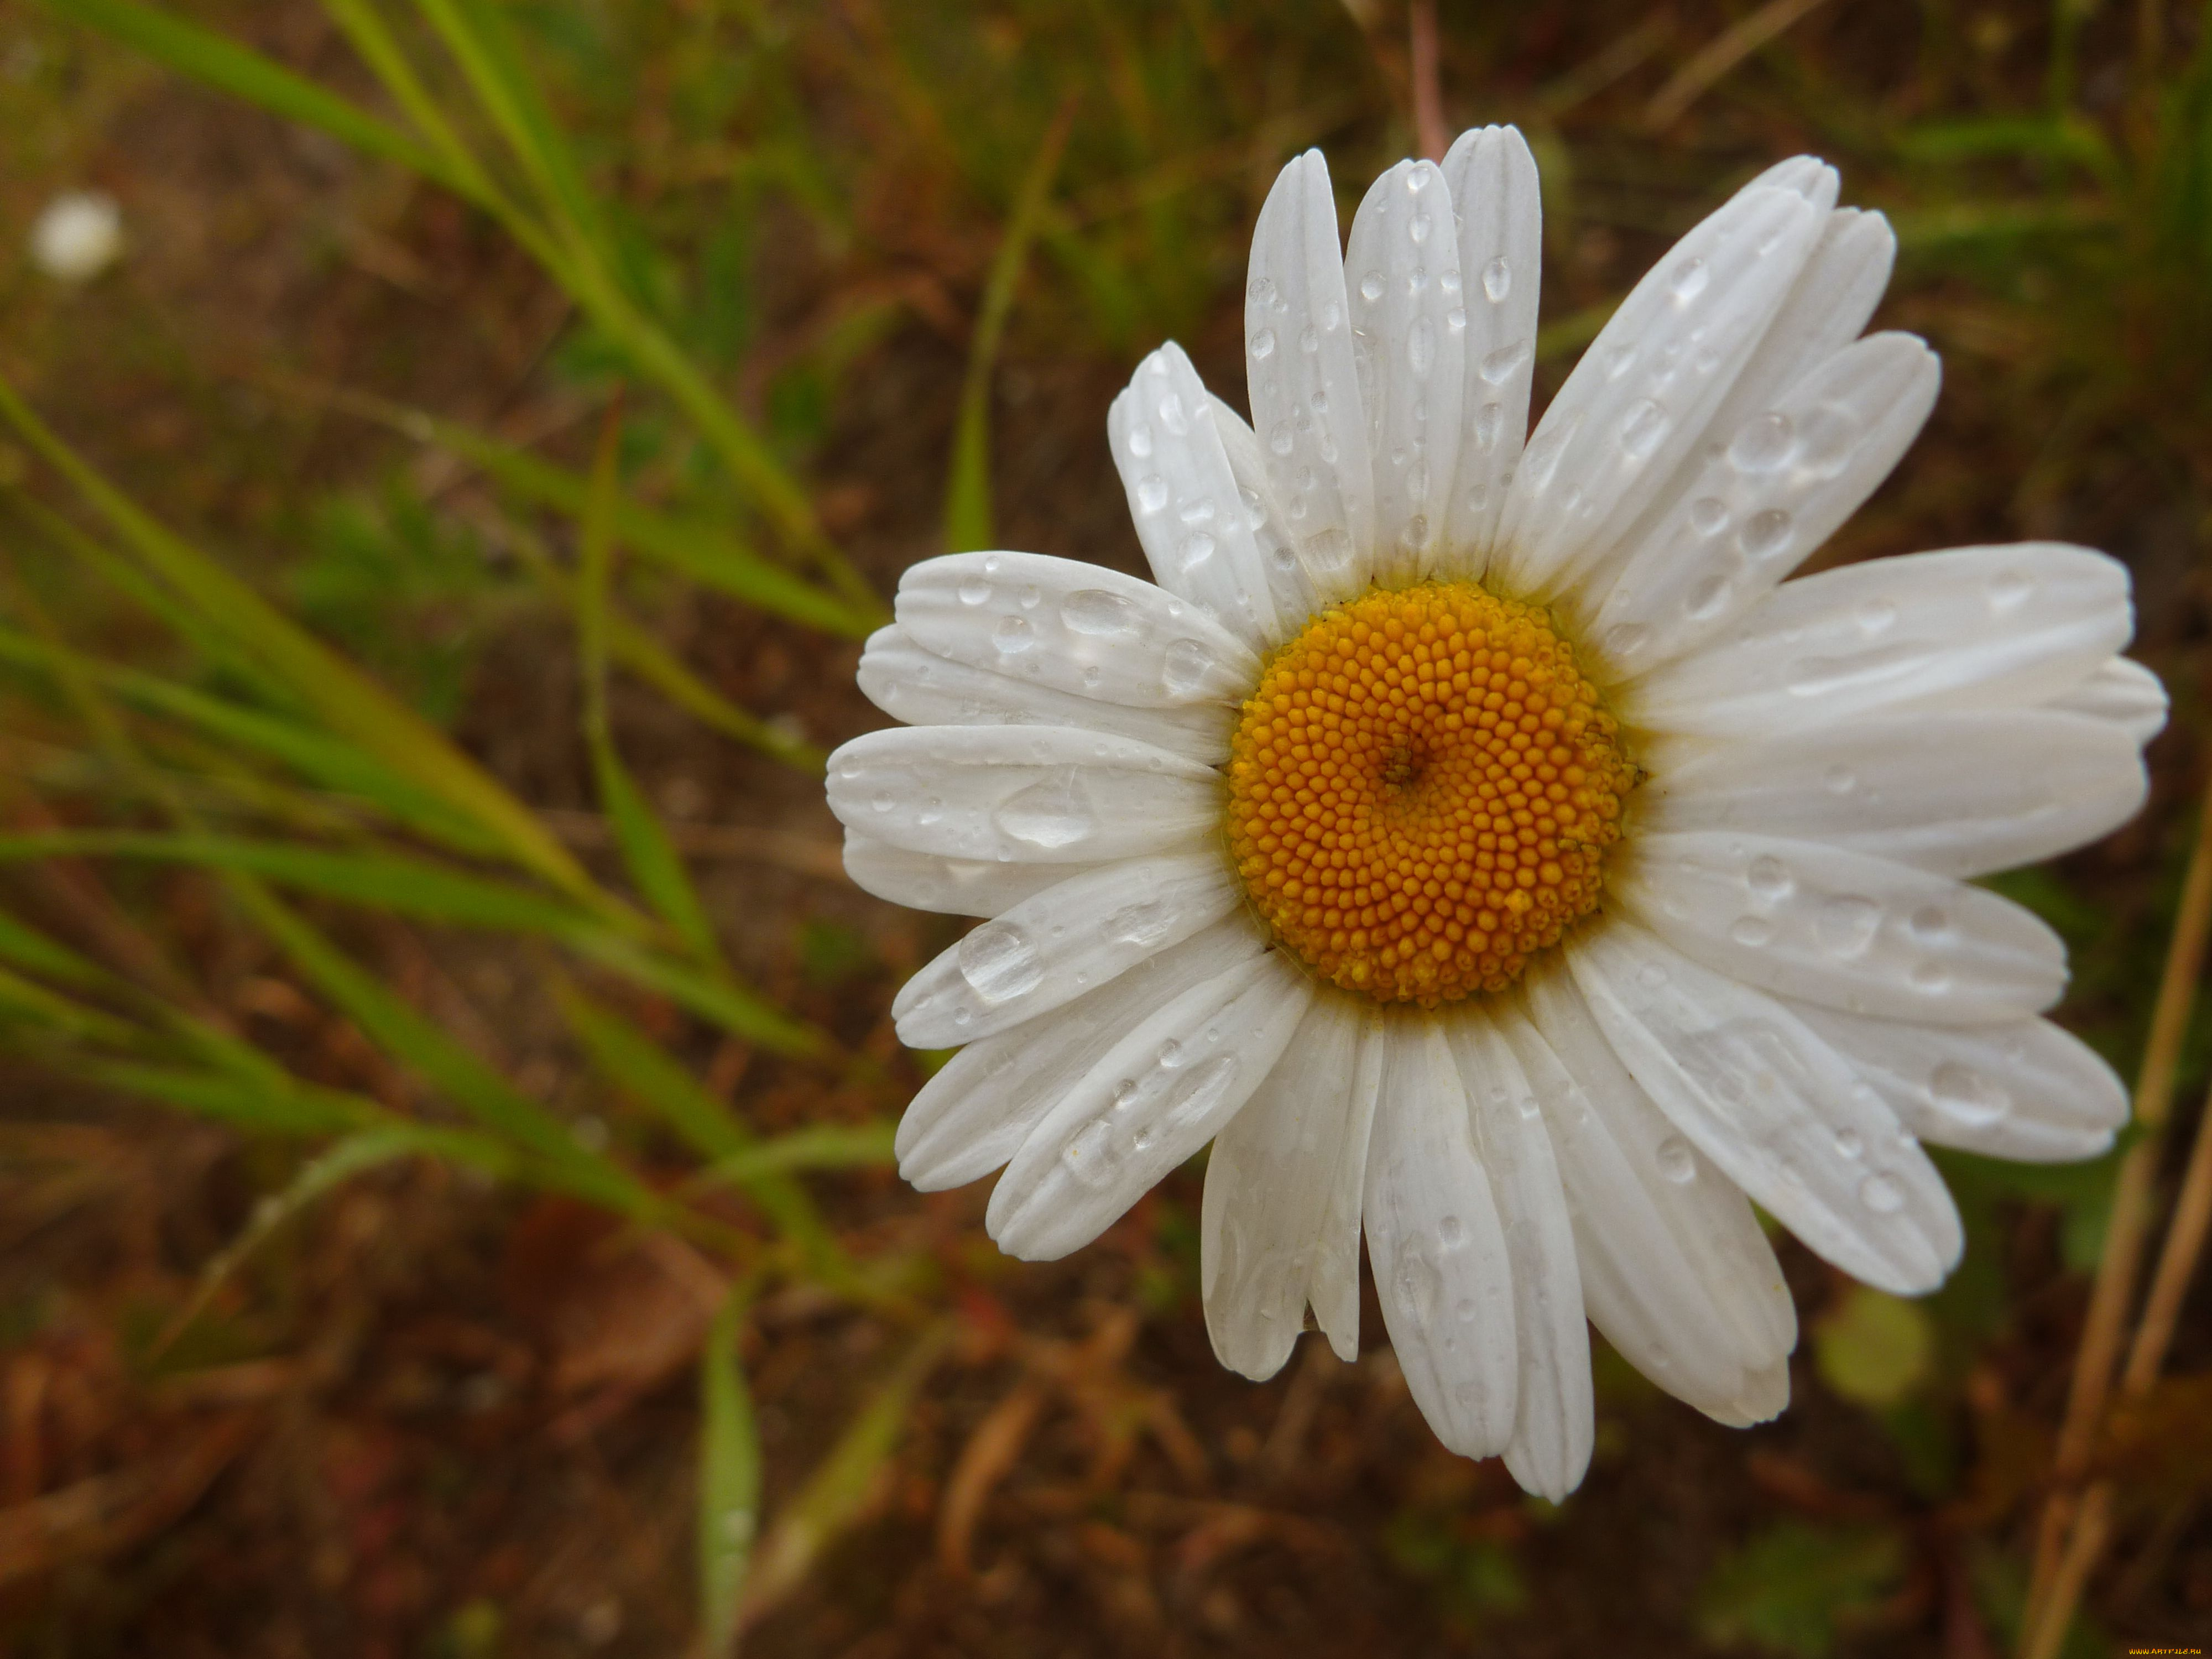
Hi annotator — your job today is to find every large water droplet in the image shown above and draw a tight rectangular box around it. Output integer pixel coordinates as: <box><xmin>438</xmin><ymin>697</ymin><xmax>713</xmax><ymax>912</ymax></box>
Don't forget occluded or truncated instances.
<box><xmin>1482</xmin><ymin>257</ymin><xmax>1511</xmax><ymax>302</ymax></box>
<box><xmin>1728</xmin><ymin>411</ymin><xmax>1797</xmax><ymax>474</ymax></box>
<box><xmin>957</xmin><ymin>577</ymin><xmax>992</xmax><ymax>606</ymax></box>
<box><xmin>1815</xmin><ymin>895</ymin><xmax>1882</xmax><ymax>959</ymax></box>
<box><xmin>1250</xmin><ymin>327</ymin><xmax>1277</xmax><ymax>361</ymax></box>
<box><xmin>1656</xmin><ymin>1136</ymin><xmax>1697</xmax><ymax>1183</ymax></box>
<box><xmin>1859</xmin><ymin>1172</ymin><xmax>1905</xmax><ymax>1213</ymax></box>
<box><xmin>1739</xmin><ymin>508</ymin><xmax>1794</xmax><ymax>561</ymax></box>
<box><xmin>1931</xmin><ymin>1061</ymin><xmax>2010</xmax><ymax>1128</ymax></box>
<box><xmin>1688</xmin><ymin>497</ymin><xmax>1730</xmax><ymax>538</ymax></box>
<box><xmin>993</xmin><ymin>769</ymin><xmax>1095</xmax><ymax>849</ymax></box>
<box><xmin>1062</xmin><ymin>589</ymin><xmax>1140</xmax><ymax>638</ymax></box>
<box><xmin>1157</xmin><ymin>392</ymin><xmax>1191</xmax><ymax>436</ymax></box>
<box><xmin>957</xmin><ymin>921</ymin><xmax>1044</xmax><ymax>1004</ymax></box>
<box><xmin>1618</xmin><ymin>399</ymin><xmax>1670</xmax><ymax>461</ymax></box>
<box><xmin>1669</xmin><ymin>257</ymin><xmax>1710</xmax><ymax>300</ymax></box>
<box><xmin>1834</xmin><ymin>1128</ymin><xmax>1864</xmax><ymax>1160</ymax></box>
<box><xmin>1062</xmin><ymin>1118</ymin><xmax>1121</xmax><ymax>1189</ymax></box>
<box><xmin>1359</xmin><ymin>270</ymin><xmax>1385</xmax><ymax>303</ymax></box>
<box><xmin>1107</xmin><ymin>898</ymin><xmax>1175</xmax><ymax>947</ymax></box>
<box><xmin>1162</xmin><ymin>638</ymin><xmax>1218</xmax><ymax>696</ymax></box>
<box><xmin>1473</xmin><ymin>400</ymin><xmax>1504</xmax><ymax>453</ymax></box>
<box><xmin>1747</xmin><ymin>855</ymin><xmax>1794</xmax><ymax>900</ymax></box>
<box><xmin>1794</xmin><ymin>403</ymin><xmax>1859</xmax><ymax>478</ymax></box>
<box><xmin>1684</xmin><ymin>571</ymin><xmax>1733</xmax><ymax>621</ymax></box>
<box><xmin>993</xmin><ymin>615</ymin><xmax>1035</xmax><ymax>655</ymax></box>
<box><xmin>1730</xmin><ymin>916</ymin><xmax>1775</xmax><ymax>947</ymax></box>
<box><xmin>1478</xmin><ymin>340</ymin><xmax>1530</xmax><ymax>385</ymax></box>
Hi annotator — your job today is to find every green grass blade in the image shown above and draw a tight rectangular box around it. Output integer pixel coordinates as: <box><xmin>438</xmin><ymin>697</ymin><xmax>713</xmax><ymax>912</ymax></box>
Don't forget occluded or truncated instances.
<box><xmin>41</xmin><ymin>0</ymin><xmax>458</xmax><ymax>187</ymax></box>
<box><xmin>234</xmin><ymin>882</ymin><xmax>664</xmax><ymax>1217</ymax></box>
<box><xmin>66</xmin><ymin>1056</ymin><xmax>383</xmax><ymax>1136</ymax></box>
<box><xmin>697</xmin><ymin>1123</ymin><xmax>898</xmax><ymax>1187</ymax></box>
<box><xmin>567</xmin><ymin>934</ymin><xmax>824</xmax><ymax>1056</ymax></box>
<box><xmin>0</xmin><ymin>375</ymin><xmax>608</xmax><ymax>906</ymax></box>
<box><xmin>577</xmin><ymin>412</ymin><xmax>724</xmax><ymax>967</ymax></box>
<box><xmin>697</xmin><ymin>1286</ymin><xmax>761</xmax><ymax>1652</ymax></box>
<box><xmin>944</xmin><ymin>103</ymin><xmax>1075</xmax><ymax>552</ymax></box>
<box><xmin>0</xmin><ymin>909</ymin><xmax>109</xmax><ymax>990</ymax></box>
<box><xmin>739</xmin><ymin>1323</ymin><xmax>952</xmax><ymax>1627</ymax></box>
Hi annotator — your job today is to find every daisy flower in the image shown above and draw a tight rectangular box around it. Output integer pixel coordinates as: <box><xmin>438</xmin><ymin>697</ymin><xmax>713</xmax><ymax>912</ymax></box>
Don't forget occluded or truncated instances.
<box><xmin>827</xmin><ymin>128</ymin><xmax>2162</xmax><ymax>1498</ymax></box>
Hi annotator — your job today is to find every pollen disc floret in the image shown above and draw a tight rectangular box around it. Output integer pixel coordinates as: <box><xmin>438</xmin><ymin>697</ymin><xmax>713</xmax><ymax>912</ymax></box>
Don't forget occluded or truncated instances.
<box><xmin>1227</xmin><ymin>583</ymin><xmax>1635</xmax><ymax>1005</ymax></box>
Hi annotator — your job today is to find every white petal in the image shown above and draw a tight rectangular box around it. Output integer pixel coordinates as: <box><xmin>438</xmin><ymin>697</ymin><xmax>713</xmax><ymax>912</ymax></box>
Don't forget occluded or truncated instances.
<box><xmin>1507</xmin><ymin>972</ymin><xmax>1796</xmax><ymax>1426</ymax></box>
<box><xmin>1363</xmin><ymin>1022</ymin><xmax>1518</xmax><ymax>1458</ymax></box>
<box><xmin>1345</xmin><ymin>159</ymin><xmax>1464</xmax><ymax>587</ymax></box>
<box><xmin>1208</xmin><ymin>394</ymin><xmax>1321</xmax><ymax>634</ymax></box>
<box><xmin>1491</xmin><ymin>184</ymin><xmax>1825</xmax><ymax>599</ymax></box>
<box><xmin>1642</xmin><ymin>711</ymin><xmax>2146</xmax><ymax>879</ymax></box>
<box><xmin>1446</xmin><ymin>1011</ymin><xmax>1593</xmax><ymax>1500</ymax></box>
<box><xmin>1438</xmin><ymin>124</ymin><xmax>1542</xmax><ymax>564</ymax></box>
<box><xmin>2047</xmin><ymin>655</ymin><xmax>2168</xmax><ymax>747</ymax></box>
<box><xmin>1614</xmin><ymin>830</ymin><xmax>2067</xmax><ymax>1025</ymax></box>
<box><xmin>986</xmin><ymin>950</ymin><xmax>1312</xmax><ymax>1260</ymax></box>
<box><xmin>825</xmin><ymin>726</ymin><xmax>1217</xmax><ymax>865</ymax></box>
<box><xmin>895</xmin><ymin>920</ymin><xmax>1262</xmax><ymax>1190</ymax></box>
<box><xmin>1567</xmin><ymin>922</ymin><xmax>1964</xmax><ymax>1295</ymax></box>
<box><xmin>895</xmin><ymin>550</ymin><xmax>1255</xmax><ymax>707</ymax></box>
<box><xmin>1785</xmin><ymin>1001</ymin><xmax>2128</xmax><ymax>1162</ymax></box>
<box><xmin>1109</xmin><ymin>345</ymin><xmax>1283</xmax><ymax>645</ymax></box>
<box><xmin>1245</xmin><ymin>149</ymin><xmax>1376</xmax><ymax>604</ymax></box>
<box><xmin>842</xmin><ymin>830</ymin><xmax>1102</xmax><ymax>918</ymax></box>
<box><xmin>1665</xmin><ymin>206</ymin><xmax>1896</xmax><ymax>513</ymax></box>
<box><xmin>892</xmin><ymin>852</ymin><xmax>1238</xmax><ymax>1047</ymax></box>
<box><xmin>858</xmin><ymin>627</ymin><xmax>1231</xmax><ymax>763</ymax></box>
<box><xmin>1588</xmin><ymin>333</ymin><xmax>1940</xmax><ymax>673</ymax></box>
<box><xmin>1626</xmin><ymin>543</ymin><xmax>2133</xmax><ymax>738</ymax></box>
<box><xmin>1201</xmin><ymin>995</ymin><xmax>1382</xmax><ymax>1378</ymax></box>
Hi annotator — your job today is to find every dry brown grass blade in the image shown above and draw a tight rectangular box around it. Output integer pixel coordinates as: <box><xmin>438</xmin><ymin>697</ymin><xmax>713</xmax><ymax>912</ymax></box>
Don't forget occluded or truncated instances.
<box><xmin>1408</xmin><ymin>0</ymin><xmax>1447</xmax><ymax>163</ymax></box>
<box><xmin>937</xmin><ymin>1380</ymin><xmax>1046</xmax><ymax>1576</ymax></box>
<box><xmin>2023</xmin><ymin>763</ymin><xmax>2212</xmax><ymax>1650</ymax></box>
<box><xmin>1644</xmin><ymin>0</ymin><xmax>1834</xmax><ymax>131</ymax></box>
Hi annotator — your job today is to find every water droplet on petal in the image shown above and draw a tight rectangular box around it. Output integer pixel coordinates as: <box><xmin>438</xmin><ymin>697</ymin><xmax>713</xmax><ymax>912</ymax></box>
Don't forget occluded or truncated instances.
<box><xmin>1859</xmin><ymin>1172</ymin><xmax>1905</xmax><ymax>1213</ymax></box>
<box><xmin>1669</xmin><ymin>257</ymin><xmax>1710</xmax><ymax>300</ymax></box>
<box><xmin>1482</xmin><ymin>257</ymin><xmax>1511</xmax><ymax>302</ymax></box>
<box><xmin>958</xmin><ymin>577</ymin><xmax>992</xmax><ymax>606</ymax></box>
<box><xmin>1162</xmin><ymin>638</ymin><xmax>1219</xmax><ymax>696</ymax></box>
<box><xmin>1062</xmin><ymin>589</ymin><xmax>1140</xmax><ymax>638</ymax></box>
<box><xmin>1931</xmin><ymin>1062</ymin><xmax>2010</xmax><ymax>1127</ymax></box>
<box><xmin>1359</xmin><ymin>271</ymin><xmax>1385</xmax><ymax>303</ymax></box>
<box><xmin>993</xmin><ymin>769</ymin><xmax>1096</xmax><ymax>849</ymax></box>
<box><xmin>1656</xmin><ymin>1136</ymin><xmax>1697</xmax><ymax>1182</ymax></box>
<box><xmin>957</xmin><ymin>921</ymin><xmax>1044</xmax><ymax>1004</ymax></box>
<box><xmin>1251</xmin><ymin>327</ymin><xmax>1277</xmax><ymax>360</ymax></box>
<box><xmin>993</xmin><ymin>615</ymin><xmax>1035</xmax><ymax>655</ymax></box>
<box><xmin>1815</xmin><ymin>896</ymin><xmax>1882</xmax><ymax>958</ymax></box>
<box><xmin>1728</xmin><ymin>411</ymin><xmax>1797</xmax><ymax>474</ymax></box>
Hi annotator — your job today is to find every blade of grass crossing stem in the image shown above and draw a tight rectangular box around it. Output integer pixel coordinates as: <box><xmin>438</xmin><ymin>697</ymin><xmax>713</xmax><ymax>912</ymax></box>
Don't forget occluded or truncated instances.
<box><xmin>505</xmin><ymin>528</ymin><xmax>825</xmax><ymax>773</ymax></box>
<box><xmin>0</xmin><ymin>376</ymin><xmax>608</xmax><ymax>907</ymax></box>
<box><xmin>316</xmin><ymin>0</ymin><xmax>500</xmax><ymax>198</ymax></box>
<box><xmin>944</xmin><ymin>103</ymin><xmax>1075</xmax><ymax>552</ymax></box>
<box><xmin>39</xmin><ymin>0</ymin><xmax>458</xmax><ymax>186</ymax></box>
<box><xmin>154</xmin><ymin>1123</ymin><xmax>512</xmax><ymax>1354</ymax></box>
<box><xmin>235</xmin><ymin>880</ymin><xmax>664</xmax><ymax>1217</ymax></box>
<box><xmin>739</xmin><ymin>1323</ymin><xmax>953</xmax><ymax>1627</ymax></box>
<box><xmin>697</xmin><ymin>1287</ymin><xmax>762</xmax><ymax>1655</ymax></box>
<box><xmin>557</xmin><ymin>988</ymin><xmax>848</xmax><ymax>1275</ymax></box>
<box><xmin>577</xmin><ymin>409</ymin><xmax>724</xmax><ymax>966</ymax></box>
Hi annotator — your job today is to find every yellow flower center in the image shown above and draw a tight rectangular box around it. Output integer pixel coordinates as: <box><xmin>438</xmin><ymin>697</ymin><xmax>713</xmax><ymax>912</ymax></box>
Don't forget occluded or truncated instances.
<box><xmin>1225</xmin><ymin>582</ymin><xmax>1636</xmax><ymax>1006</ymax></box>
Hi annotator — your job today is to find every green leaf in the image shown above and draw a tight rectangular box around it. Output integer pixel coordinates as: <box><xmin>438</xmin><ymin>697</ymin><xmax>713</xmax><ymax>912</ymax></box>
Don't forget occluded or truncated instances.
<box><xmin>1697</xmin><ymin>1521</ymin><xmax>1905</xmax><ymax>1659</ymax></box>
<box><xmin>1813</xmin><ymin>1286</ymin><xmax>1934</xmax><ymax>1408</ymax></box>
<box><xmin>41</xmin><ymin>0</ymin><xmax>458</xmax><ymax>185</ymax></box>
<box><xmin>697</xmin><ymin>1287</ymin><xmax>761</xmax><ymax>1652</ymax></box>
<box><xmin>698</xmin><ymin>1123</ymin><xmax>897</xmax><ymax>1187</ymax></box>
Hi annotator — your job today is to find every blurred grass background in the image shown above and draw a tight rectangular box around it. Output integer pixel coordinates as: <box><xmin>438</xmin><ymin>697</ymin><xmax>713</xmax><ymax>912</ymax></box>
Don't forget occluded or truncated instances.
<box><xmin>0</xmin><ymin>0</ymin><xmax>2207</xmax><ymax>1654</ymax></box>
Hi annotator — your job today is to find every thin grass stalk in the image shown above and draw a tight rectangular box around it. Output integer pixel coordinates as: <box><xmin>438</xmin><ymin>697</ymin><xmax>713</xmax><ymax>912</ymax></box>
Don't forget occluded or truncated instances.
<box><xmin>1408</xmin><ymin>0</ymin><xmax>1447</xmax><ymax>164</ymax></box>
<box><xmin>2025</xmin><ymin>761</ymin><xmax>2212</xmax><ymax>1631</ymax></box>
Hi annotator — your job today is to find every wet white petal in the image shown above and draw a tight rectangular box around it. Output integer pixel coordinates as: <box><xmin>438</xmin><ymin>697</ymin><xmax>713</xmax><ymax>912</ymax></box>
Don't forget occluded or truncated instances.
<box><xmin>858</xmin><ymin>627</ymin><xmax>1231</xmax><ymax>763</ymax></box>
<box><xmin>1245</xmin><ymin>149</ymin><xmax>1375</xmax><ymax>603</ymax></box>
<box><xmin>1641</xmin><ymin>711</ymin><xmax>2147</xmax><ymax>879</ymax></box>
<box><xmin>895</xmin><ymin>920</ymin><xmax>1262</xmax><ymax>1190</ymax></box>
<box><xmin>893</xmin><ymin>852</ymin><xmax>1238</xmax><ymax>1047</ymax></box>
<box><xmin>987</xmin><ymin>950</ymin><xmax>1312</xmax><ymax>1260</ymax></box>
<box><xmin>1568</xmin><ymin>922</ymin><xmax>1963</xmax><ymax>1295</ymax></box>
<box><xmin>1109</xmin><ymin>345</ymin><xmax>1282</xmax><ymax>645</ymax></box>
<box><xmin>841</xmin><ymin>830</ymin><xmax>1102</xmax><ymax>918</ymax></box>
<box><xmin>1446</xmin><ymin>1012</ymin><xmax>1593</xmax><ymax>1501</ymax></box>
<box><xmin>1615</xmin><ymin>831</ymin><xmax>2066</xmax><ymax>1025</ymax></box>
<box><xmin>895</xmin><ymin>550</ymin><xmax>1255</xmax><ymax>707</ymax></box>
<box><xmin>1202</xmin><ymin>997</ymin><xmax>1382</xmax><ymax>1378</ymax></box>
<box><xmin>1786</xmin><ymin>1001</ymin><xmax>2128</xmax><ymax>1162</ymax></box>
<box><xmin>1507</xmin><ymin>973</ymin><xmax>1796</xmax><ymax>1426</ymax></box>
<box><xmin>1363</xmin><ymin>1022</ymin><xmax>1519</xmax><ymax>1458</ymax></box>
<box><xmin>1208</xmin><ymin>394</ymin><xmax>1322</xmax><ymax>634</ymax></box>
<box><xmin>1627</xmin><ymin>543</ymin><xmax>2132</xmax><ymax>737</ymax></box>
<box><xmin>2047</xmin><ymin>655</ymin><xmax>2168</xmax><ymax>747</ymax></box>
<box><xmin>1492</xmin><ymin>183</ymin><xmax>1825</xmax><ymax>599</ymax></box>
<box><xmin>1345</xmin><ymin>159</ymin><xmax>1464</xmax><ymax>587</ymax></box>
<box><xmin>1438</xmin><ymin>124</ymin><xmax>1542</xmax><ymax>566</ymax></box>
<box><xmin>1589</xmin><ymin>333</ymin><xmax>1940</xmax><ymax>673</ymax></box>
<box><xmin>825</xmin><ymin>726</ymin><xmax>1217</xmax><ymax>865</ymax></box>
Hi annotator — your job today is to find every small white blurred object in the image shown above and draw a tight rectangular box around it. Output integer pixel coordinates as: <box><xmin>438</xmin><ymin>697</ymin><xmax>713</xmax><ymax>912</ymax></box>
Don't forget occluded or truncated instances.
<box><xmin>29</xmin><ymin>190</ymin><xmax>124</xmax><ymax>284</ymax></box>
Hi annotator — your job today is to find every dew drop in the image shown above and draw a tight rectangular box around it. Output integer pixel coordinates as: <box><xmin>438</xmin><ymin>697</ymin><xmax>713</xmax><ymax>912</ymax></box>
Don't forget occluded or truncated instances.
<box><xmin>1730</xmin><ymin>916</ymin><xmax>1775</xmax><ymax>947</ymax></box>
<box><xmin>1739</xmin><ymin>508</ymin><xmax>1794</xmax><ymax>561</ymax></box>
<box><xmin>1359</xmin><ymin>271</ymin><xmax>1385</xmax><ymax>303</ymax></box>
<box><xmin>1727</xmin><ymin>411</ymin><xmax>1797</xmax><ymax>474</ymax></box>
<box><xmin>1656</xmin><ymin>1136</ymin><xmax>1697</xmax><ymax>1183</ymax></box>
<box><xmin>1181</xmin><ymin>531</ymin><xmax>1218</xmax><ymax>571</ymax></box>
<box><xmin>1479</xmin><ymin>340</ymin><xmax>1530</xmax><ymax>385</ymax></box>
<box><xmin>1061</xmin><ymin>589</ymin><xmax>1140</xmax><ymax>638</ymax></box>
<box><xmin>1823</xmin><ymin>765</ymin><xmax>1856</xmax><ymax>795</ymax></box>
<box><xmin>1162</xmin><ymin>638</ymin><xmax>1219</xmax><ymax>696</ymax></box>
<box><xmin>1251</xmin><ymin>327</ymin><xmax>1277</xmax><ymax>360</ymax></box>
<box><xmin>1668</xmin><ymin>257</ymin><xmax>1710</xmax><ymax>300</ymax></box>
<box><xmin>1859</xmin><ymin>1172</ymin><xmax>1905</xmax><ymax>1213</ymax></box>
<box><xmin>1834</xmin><ymin>1128</ymin><xmax>1864</xmax><ymax>1160</ymax></box>
<box><xmin>1930</xmin><ymin>1061</ymin><xmax>2010</xmax><ymax>1128</ymax></box>
<box><xmin>1987</xmin><ymin>568</ymin><xmax>2035</xmax><ymax>612</ymax></box>
<box><xmin>1604</xmin><ymin>622</ymin><xmax>1652</xmax><ymax>660</ymax></box>
<box><xmin>993</xmin><ymin>769</ymin><xmax>1096</xmax><ymax>849</ymax></box>
<box><xmin>1107</xmin><ymin>899</ymin><xmax>1176</xmax><ymax>947</ymax></box>
<box><xmin>1473</xmin><ymin>400</ymin><xmax>1504</xmax><ymax>453</ymax></box>
<box><xmin>1300</xmin><ymin>325</ymin><xmax>1321</xmax><ymax>354</ymax></box>
<box><xmin>1910</xmin><ymin>961</ymin><xmax>1953</xmax><ymax>994</ymax></box>
<box><xmin>1618</xmin><ymin>398</ymin><xmax>1670</xmax><ymax>461</ymax></box>
<box><xmin>1482</xmin><ymin>257</ymin><xmax>1511</xmax><ymax>302</ymax></box>
<box><xmin>993</xmin><ymin>615</ymin><xmax>1035</xmax><ymax>655</ymax></box>
<box><xmin>1815</xmin><ymin>895</ymin><xmax>1882</xmax><ymax>959</ymax></box>
<box><xmin>1747</xmin><ymin>855</ymin><xmax>1794</xmax><ymax>900</ymax></box>
<box><xmin>1684</xmin><ymin>571</ymin><xmax>1733</xmax><ymax>621</ymax></box>
<box><xmin>1269</xmin><ymin>421</ymin><xmax>1296</xmax><ymax>457</ymax></box>
<box><xmin>1636</xmin><ymin>961</ymin><xmax>1669</xmax><ymax>989</ymax></box>
<box><xmin>957</xmin><ymin>577</ymin><xmax>992</xmax><ymax>606</ymax></box>
<box><xmin>956</xmin><ymin>921</ymin><xmax>1044</xmax><ymax>1004</ymax></box>
<box><xmin>1125</xmin><ymin>424</ymin><xmax>1154</xmax><ymax>460</ymax></box>
<box><xmin>1687</xmin><ymin>497</ymin><xmax>1730</xmax><ymax>538</ymax></box>
<box><xmin>1855</xmin><ymin>598</ymin><xmax>1900</xmax><ymax>635</ymax></box>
